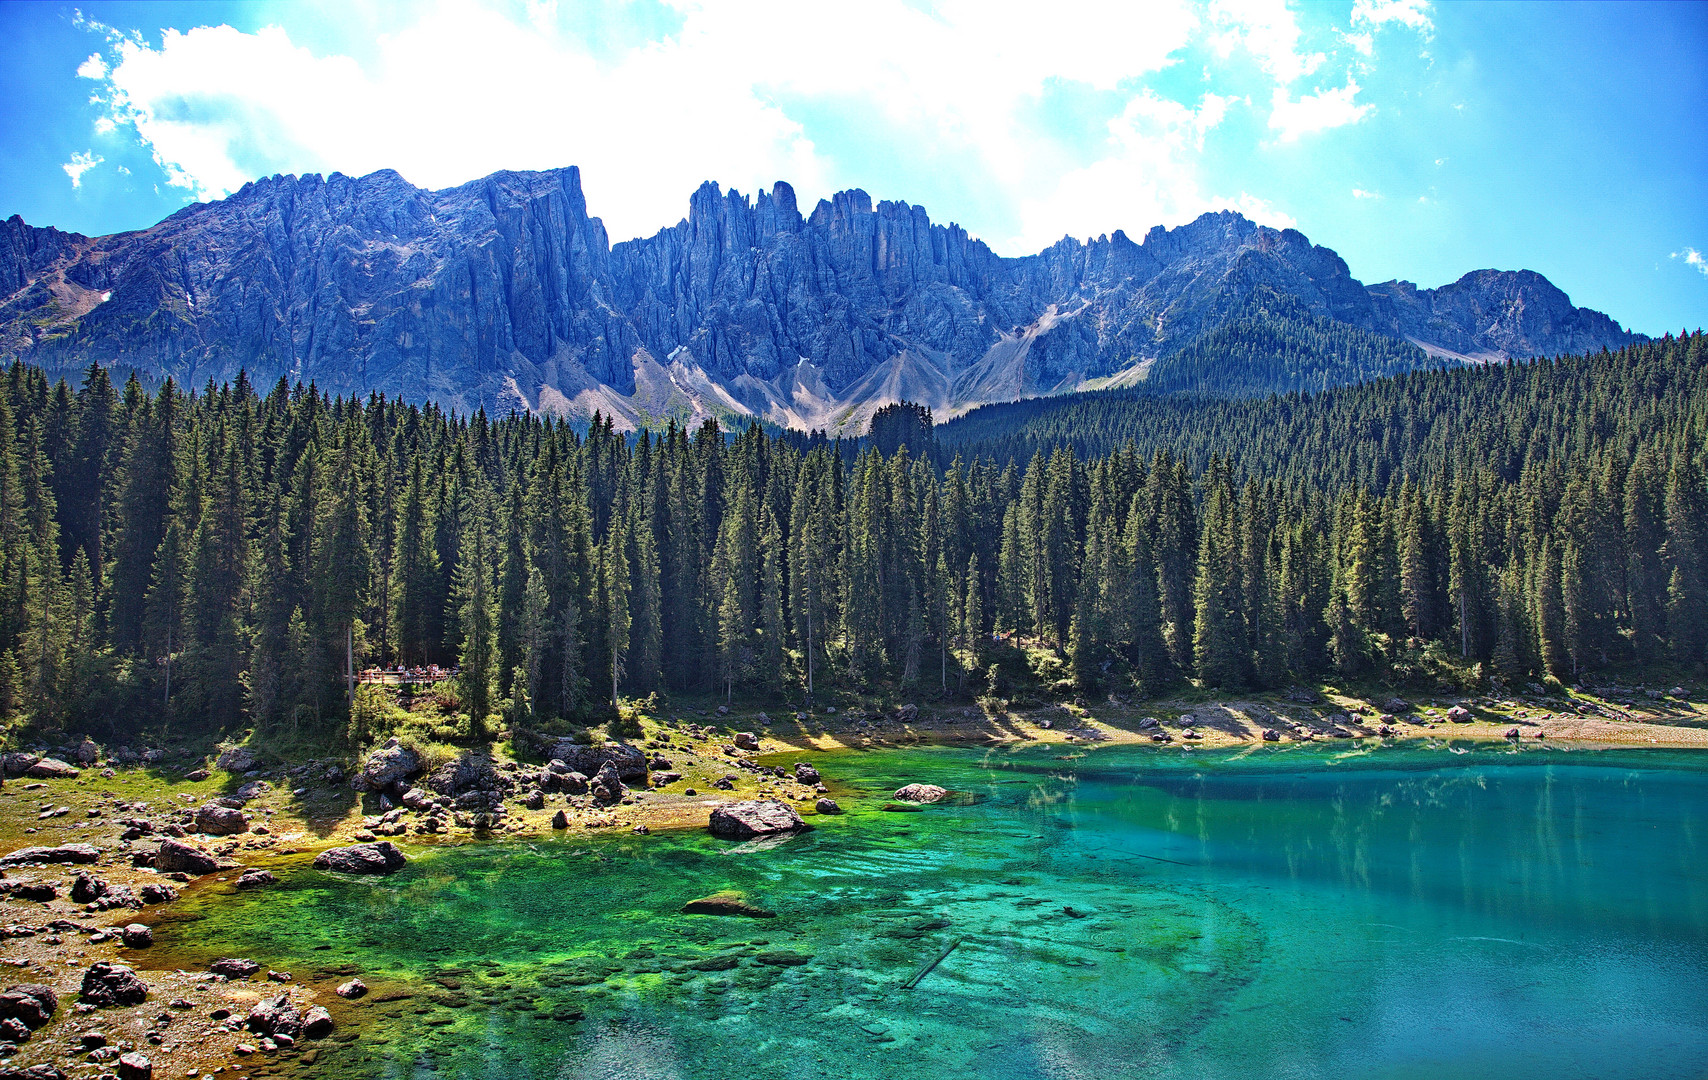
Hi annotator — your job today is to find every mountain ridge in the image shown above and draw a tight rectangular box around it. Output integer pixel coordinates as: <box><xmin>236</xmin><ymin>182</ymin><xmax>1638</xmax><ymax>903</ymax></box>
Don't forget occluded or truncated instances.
<box><xmin>0</xmin><ymin>165</ymin><xmax>1641</xmax><ymax>430</ymax></box>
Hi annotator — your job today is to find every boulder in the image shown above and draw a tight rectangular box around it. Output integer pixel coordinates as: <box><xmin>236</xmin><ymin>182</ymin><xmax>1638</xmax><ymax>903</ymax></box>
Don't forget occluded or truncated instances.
<box><xmin>233</xmin><ymin>780</ymin><xmax>272</xmax><ymax>801</ymax></box>
<box><xmin>0</xmin><ymin>1016</ymin><xmax>29</xmax><ymax>1043</ymax></box>
<box><xmin>1383</xmin><ymin>697</ymin><xmax>1412</xmax><ymax>714</ymax></box>
<box><xmin>588</xmin><ymin>762</ymin><xmax>627</xmax><ymax>806</ymax></box>
<box><xmin>120</xmin><ymin>924</ymin><xmax>152</xmax><ymax>948</ymax></box>
<box><xmin>74</xmin><ymin>740</ymin><xmax>99</xmax><ymax>766</ymax></box>
<box><xmin>235</xmin><ymin>868</ymin><xmax>276</xmax><ymax>890</ymax></box>
<box><xmin>892</xmin><ymin>784</ymin><xmax>949</xmax><ymax>804</ymax></box>
<box><xmin>0</xmin><ymin>753</ymin><xmax>40</xmax><ymax>777</ymax></box>
<box><xmin>3</xmin><ymin>880</ymin><xmax>56</xmax><ymax>902</ymax></box>
<box><xmin>24</xmin><ymin>758</ymin><xmax>78</xmax><ymax>779</ymax></box>
<box><xmin>550</xmin><ymin>809</ymin><xmax>569</xmax><ymax>829</ymax></box>
<box><xmin>79</xmin><ymin>962</ymin><xmax>149</xmax><ymax>1007</ymax></box>
<box><xmin>708</xmin><ymin>799</ymin><xmax>806</xmax><ymax>839</ymax></box>
<box><xmin>353</xmin><ymin>738</ymin><xmax>422</xmax><ymax>792</ymax></box>
<box><xmin>245</xmin><ymin>993</ymin><xmax>302</xmax><ymax>1038</ymax></box>
<box><xmin>215</xmin><ymin>747</ymin><xmax>260</xmax><ymax>773</ymax></box>
<box><xmin>1447</xmin><ymin>706</ymin><xmax>1474</xmax><ymax>723</ymax></box>
<box><xmin>0</xmin><ymin>985</ymin><xmax>57</xmax><ymax>1029</ymax></box>
<box><xmin>194</xmin><ymin>804</ymin><xmax>248</xmax><ymax>836</ymax></box>
<box><xmin>732</xmin><ymin>732</ymin><xmax>760</xmax><ymax>751</ymax></box>
<box><xmin>1261</xmin><ymin>729</ymin><xmax>1281</xmax><ymax>742</ymax></box>
<box><xmin>302</xmin><ymin>1005</ymin><xmax>334</xmax><ymax>1039</ymax></box>
<box><xmin>793</xmin><ymin>763</ymin><xmax>822</xmax><ymax>785</ymax></box>
<box><xmin>335</xmin><ymin>978</ymin><xmax>367</xmax><ymax>999</ymax></box>
<box><xmin>681</xmin><ymin>891</ymin><xmax>777</xmax><ymax>918</ymax></box>
<box><xmin>0</xmin><ymin>843</ymin><xmax>100</xmax><ymax>867</ymax></box>
<box><xmin>523</xmin><ymin>790</ymin><xmax>545</xmax><ymax>810</ymax></box>
<box><xmin>154</xmin><ymin>839</ymin><xmax>219</xmax><ymax>876</ymax></box>
<box><xmin>137</xmin><ymin>883</ymin><xmax>178</xmax><ymax>905</ymax></box>
<box><xmin>423</xmin><ymin>752</ymin><xmax>502</xmax><ymax>797</ymax></box>
<box><xmin>209</xmin><ymin>958</ymin><xmax>261</xmax><ymax>979</ymax></box>
<box><xmin>0</xmin><ymin>1064</ymin><xmax>67</xmax><ymax>1079</ymax></box>
<box><xmin>313</xmin><ymin>841</ymin><xmax>408</xmax><ymax>875</ymax></box>
<box><xmin>814</xmin><ymin>798</ymin><xmax>843</xmax><ymax>814</ymax></box>
<box><xmin>896</xmin><ymin>703</ymin><xmax>919</xmax><ymax>722</ymax></box>
<box><xmin>183</xmin><ymin>768</ymin><xmax>210</xmax><ymax>781</ymax></box>
<box><xmin>400</xmin><ymin>787</ymin><xmax>433</xmax><ymax>811</ymax></box>
<box><xmin>544</xmin><ymin>741</ymin><xmax>648</xmax><ymax>781</ymax></box>
<box><xmin>1505</xmin><ymin>727</ymin><xmax>1522</xmax><ymax>739</ymax></box>
<box><xmin>116</xmin><ymin>1053</ymin><xmax>152</xmax><ymax>1080</ymax></box>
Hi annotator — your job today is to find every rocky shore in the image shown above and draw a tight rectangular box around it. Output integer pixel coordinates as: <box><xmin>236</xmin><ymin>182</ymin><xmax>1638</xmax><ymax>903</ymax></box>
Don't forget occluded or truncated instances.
<box><xmin>0</xmin><ymin>681</ymin><xmax>1698</xmax><ymax>1076</ymax></box>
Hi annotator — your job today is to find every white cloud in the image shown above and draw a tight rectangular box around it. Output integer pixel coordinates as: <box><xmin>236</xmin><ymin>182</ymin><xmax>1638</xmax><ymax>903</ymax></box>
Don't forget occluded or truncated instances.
<box><xmin>1351</xmin><ymin>0</ymin><xmax>1433</xmax><ymax>34</ymax></box>
<box><xmin>1269</xmin><ymin>78</ymin><xmax>1371</xmax><ymax>141</ymax></box>
<box><xmin>1017</xmin><ymin>91</ymin><xmax>1294</xmax><ymax>249</ymax></box>
<box><xmin>75</xmin><ymin>0</ymin><xmax>1207</xmax><ymax>244</ymax></box>
<box><xmin>70</xmin><ymin>0</ymin><xmax>1423</xmax><ymax>251</ymax></box>
<box><xmin>1673</xmin><ymin>249</ymin><xmax>1708</xmax><ymax>277</ymax></box>
<box><xmin>1352</xmin><ymin>187</ymin><xmax>1379</xmax><ymax>199</ymax></box>
<box><xmin>62</xmin><ymin>150</ymin><xmax>104</xmax><ymax>188</ymax></box>
<box><xmin>1208</xmin><ymin>0</ymin><xmax>1323</xmax><ymax>84</ymax></box>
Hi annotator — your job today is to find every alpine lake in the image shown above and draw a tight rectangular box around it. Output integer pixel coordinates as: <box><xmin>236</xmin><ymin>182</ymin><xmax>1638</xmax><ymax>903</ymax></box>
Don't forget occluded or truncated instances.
<box><xmin>148</xmin><ymin>740</ymin><xmax>1708</xmax><ymax>1080</ymax></box>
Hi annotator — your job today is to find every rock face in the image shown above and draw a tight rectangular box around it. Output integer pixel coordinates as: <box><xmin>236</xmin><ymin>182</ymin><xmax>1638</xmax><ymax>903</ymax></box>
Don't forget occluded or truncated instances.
<box><xmin>313</xmin><ymin>842</ymin><xmax>408</xmax><ymax>875</ymax></box>
<box><xmin>892</xmin><ymin>784</ymin><xmax>949</xmax><ymax>804</ymax></box>
<box><xmin>708</xmin><ymin>799</ymin><xmax>807</xmax><ymax>839</ymax></box>
<box><xmin>79</xmin><ymin>962</ymin><xmax>149</xmax><ymax>1007</ymax></box>
<box><xmin>154</xmin><ymin>839</ymin><xmax>219</xmax><ymax>876</ymax></box>
<box><xmin>0</xmin><ymin>170</ymin><xmax>1640</xmax><ymax>432</ymax></box>
<box><xmin>194</xmin><ymin>804</ymin><xmax>248</xmax><ymax>835</ymax></box>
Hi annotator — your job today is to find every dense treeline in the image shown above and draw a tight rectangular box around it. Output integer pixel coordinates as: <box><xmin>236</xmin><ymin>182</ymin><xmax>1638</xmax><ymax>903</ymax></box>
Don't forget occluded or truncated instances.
<box><xmin>940</xmin><ymin>331</ymin><xmax>1707</xmax><ymax>493</ymax></box>
<box><xmin>1137</xmin><ymin>289</ymin><xmax>1442</xmax><ymax>399</ymax></box>
<box><xmin>0</xmin><ymin>332</ymin><xmax>1704</xmax><ymax>745</ymax></box>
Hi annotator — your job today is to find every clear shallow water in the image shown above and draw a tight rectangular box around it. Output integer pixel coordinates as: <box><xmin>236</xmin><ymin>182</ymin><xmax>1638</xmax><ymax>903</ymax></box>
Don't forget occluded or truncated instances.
<box><xmin>153</xmin><ymin>742</ymin><xmax>1708</xmax><ymax>1079</ymax></box>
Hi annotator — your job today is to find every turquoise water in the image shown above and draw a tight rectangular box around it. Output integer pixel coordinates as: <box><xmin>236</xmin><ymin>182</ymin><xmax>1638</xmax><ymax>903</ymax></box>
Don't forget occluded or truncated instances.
<box><xmin>153</xmin><ymin>742</ymin><xmax>1708</xmax><ymax>1079</ymax></box>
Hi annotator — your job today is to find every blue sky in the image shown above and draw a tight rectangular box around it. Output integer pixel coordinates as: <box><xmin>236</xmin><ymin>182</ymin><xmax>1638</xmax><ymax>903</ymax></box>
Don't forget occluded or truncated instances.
<box><xmin>1</xmin><ymin>0</ymin><xmax>1703</xmax><ymax>334</ymax></box>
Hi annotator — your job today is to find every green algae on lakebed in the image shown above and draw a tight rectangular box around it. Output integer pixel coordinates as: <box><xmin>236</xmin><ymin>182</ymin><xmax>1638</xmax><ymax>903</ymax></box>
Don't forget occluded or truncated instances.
<box><xmin>144</xmin><ymin>742</ymin><xmax>1708</xmax><ymax>1079</ymax></box>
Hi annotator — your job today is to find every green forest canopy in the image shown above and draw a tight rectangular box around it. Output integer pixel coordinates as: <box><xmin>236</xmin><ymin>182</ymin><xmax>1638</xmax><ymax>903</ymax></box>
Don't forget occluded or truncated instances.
<box><xmin>0</xmin><ymin>330</ymin><xmax>1704</xmax><ymax>749</ymax></box>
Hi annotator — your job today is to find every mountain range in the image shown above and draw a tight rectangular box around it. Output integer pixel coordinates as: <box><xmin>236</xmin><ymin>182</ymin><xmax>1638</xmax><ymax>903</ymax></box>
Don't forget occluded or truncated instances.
<box><xmin>0</xmin><ymin>165</ymin><xmax>1641</xmax><ymax>431</ymax></box>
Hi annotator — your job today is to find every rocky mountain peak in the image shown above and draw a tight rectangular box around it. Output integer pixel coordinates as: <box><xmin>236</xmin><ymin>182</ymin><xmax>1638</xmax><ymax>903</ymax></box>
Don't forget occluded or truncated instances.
<box><xmin>0</xmin><ymin>165</ymin><xmax>1641</xmax><ymax>430</ymax></box>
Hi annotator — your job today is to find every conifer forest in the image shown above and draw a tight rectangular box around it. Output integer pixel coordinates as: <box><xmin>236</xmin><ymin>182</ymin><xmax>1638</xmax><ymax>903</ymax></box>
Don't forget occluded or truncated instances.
<box><xmin>0</xmin><ymin>331</ymin><xmax>1703</xmax><ymax>746</ymax></box>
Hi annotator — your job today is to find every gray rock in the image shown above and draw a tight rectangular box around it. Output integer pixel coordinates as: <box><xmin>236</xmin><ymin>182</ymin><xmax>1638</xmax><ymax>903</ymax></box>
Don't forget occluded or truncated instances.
<box><xmin>335</xmin><ymin>978</ymin><xmax>367</xmax><ymax>999</ymax></box>
<box><xmin>423</xmin><ymin>752</ymin><xmax>502</xmax><ymax>796</ymax></box>
<box><xmin>0</xmin><ymin>843</ymin><xmax>100</xmax><ymax>867</ymax></box>
<box><xmin>235</xmin><ymin>868</ymin><xmax>276</xmax><ymax>890</ymax></box>
<box><xmin>793</xmin><ymin>763</ymin><xmax>821</xmax><ymax>785</ymax></box>
<box><xmin>588</xmin><ymin>761</ymin><xmax>627</xmax><ymax>806</ymax></box>
<box><xmin>313</xmin><ymin>841</ymin><xmax>408</xmax><ymax>875</ymax></box>
<box><xmin>120</xmin><ymin>924</ymin><xmax>152</xmax><ymax>947</ymax></box>
<box><xmin>245</xmin><ymin>993</ymin><xmax>302</xmax><ymax>1038</ymax></box>
<box><xmin>0</xmin><ymin>753</ymin><xmax>39</xmax><ymax>777</ymax></box>
<box><xmin>892</xmin><ymin>784</ymin><xmax>949</xmax><ymax>803</ymax></box>
<box><xmin>215</xmin><ymin>747</ymin><xmax>260</xmax><ymax>773</ymax></box>
<box><xmin>137</xmin><ymin>882</ymin><xmax>178</xmax><ymax>905</ymax></box>
<box><xmin>732</xmin><ymin>732</ymin><xmax>760</xmax><ymax>751</ymax></box>
<box><xmin>209</xmin><ymin>958</ymin><xmax>261</xmax><ymax>978</ymax></box>
<box><xmin>354</xmin><ymin>738</ymin><xmax>423</xmax><ymax>791</ymax></box>
<box><xmin>550</xmin><ymin>810</ymin><xmax>569</xmax><ymax>829</ymax></box>
<box><xmin>708</xmin><ymin>799</ymin><xmax>807</xmax><ymax>839</ymax></box>
<box><xmin>115</xmin><ymin>1052</ymin><xmax>152</xmax><ymax>1080</ymax></box>
<box><xmin>194</xmin><ymin>803</ymin><xmax>248</xmax><ymax>835</ymax></box>
<box><xmin>154</xmin><ymin>839</ymin><xmax>219</xmax><ymax>876</ymax></box>
<box><xmin>302</xmin><ymin>1005</ymin><xmax>334</xmax><ymax>1039</ymax></box>
<box><xmin>24</xmin><ymin>758</ymin><xmax>77</xmax><ymax>779</ymax></box>
<box><xmin>814</xmin><ymin>798</ymin><xmax>842</xmax><ymax>814</ymax></box>
<box><xmin>0</xmin><ymin>984</ymin><xmax>57</xmax><ymax>1028</ymax></box>
<box><xmin>545</xmin><ymin>741</ymin><xmax>647</xmax><ymax>781</ymax></box>
<box><xmin>79</xmin><ymin>962</ymin><xmax>149</xmax><ymax>1006</ymax></box>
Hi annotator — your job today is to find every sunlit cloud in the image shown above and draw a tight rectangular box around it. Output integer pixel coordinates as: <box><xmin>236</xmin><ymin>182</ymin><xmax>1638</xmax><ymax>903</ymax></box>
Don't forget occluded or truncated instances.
<box><xmin>71</xmin><ymin>0</ymin><xmax>1431</xmax><ymax>249</ymax></box>
<box><xmin>62</xmin><ymin>150</ymin><xmax>103</xmax><ymax>188</ymax></box>
<box><xmin>1672</xmin><ymin>248</ymin><xmax>1708</xmax><ymax>277</ymax></box>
